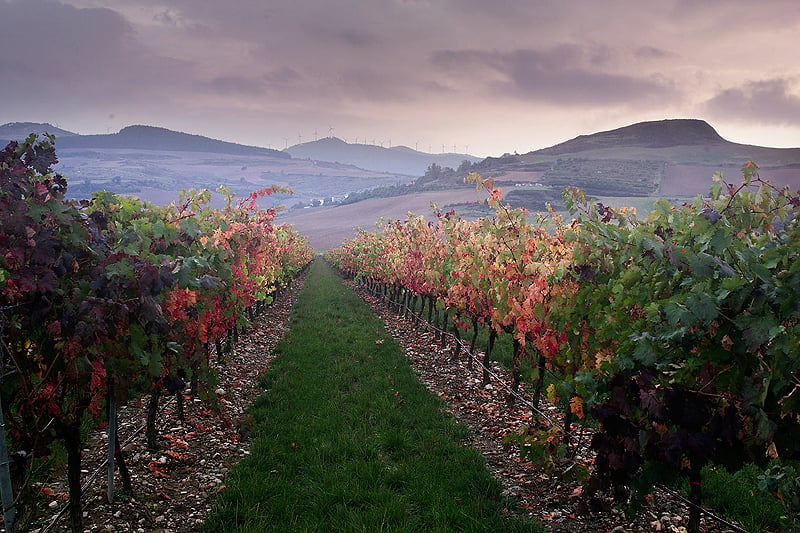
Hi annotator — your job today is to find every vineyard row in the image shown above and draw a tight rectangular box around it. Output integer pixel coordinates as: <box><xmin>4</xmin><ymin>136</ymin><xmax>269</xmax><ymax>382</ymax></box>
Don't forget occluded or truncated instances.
<box><xmin>0</xmin><ymin>135</ymin><xmax>315</xmax><ymax>532</ymax></box>
<box><xmin>325</xmin><ymin>168</ymin><xmax>800</xmax><ymax>533</ymax></box>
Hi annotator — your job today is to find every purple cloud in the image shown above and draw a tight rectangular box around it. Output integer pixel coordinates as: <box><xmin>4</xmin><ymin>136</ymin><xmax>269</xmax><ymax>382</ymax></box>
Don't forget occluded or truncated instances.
<box><xmin>431</xmin><ymin>45</ymin><xmax>676</xmax><ymax>105</ymax></box>
<box><xmin>705</xmin><ymin>79</ymin><xmax>800</xmax><ymax>124</ymax></box>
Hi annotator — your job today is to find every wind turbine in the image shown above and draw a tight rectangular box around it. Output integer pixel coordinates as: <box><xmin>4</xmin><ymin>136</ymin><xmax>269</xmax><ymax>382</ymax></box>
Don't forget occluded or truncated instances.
<box><xmin>314</xmin><ymin>129</ymin><xmax>318</xmax><ymax>141</ymax></box>
<box><xmin>298</xmin><ymin>133</ymin><xmax>302</xmax><ymax>144</ymax></box>
<box><xmin>328</xmin><ymin>126</ymin><xmax>334</xmax><ymax>138</ymax></box>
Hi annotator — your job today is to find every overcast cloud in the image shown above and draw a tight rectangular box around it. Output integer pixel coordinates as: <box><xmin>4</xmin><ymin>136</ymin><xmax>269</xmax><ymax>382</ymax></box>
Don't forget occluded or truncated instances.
<box><xmin>1</xmin><ymin>0</ymin><xmax>799</xmax><ymax>155</ymax></box>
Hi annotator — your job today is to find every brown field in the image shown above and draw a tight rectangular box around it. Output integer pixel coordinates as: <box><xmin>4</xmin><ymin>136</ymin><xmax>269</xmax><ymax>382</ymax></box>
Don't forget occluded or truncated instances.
<box><xmin>277</xmin><ymin>188</ymin><xmax>488</xmax><ymax>250</ymax></box>
<box><xmin>659</xmin><ymin>165</ymin><xmax>738</xmax><ymax>197</ymax></box>
<box><xmin>659</xmin><ymin>164</ymin><xmax>800</xmax><ymax>197</ymax></box>
<box><xmin>493</xmin><ymin>170</ymin><xmax>545</xmax><ymax>183</ymax></box>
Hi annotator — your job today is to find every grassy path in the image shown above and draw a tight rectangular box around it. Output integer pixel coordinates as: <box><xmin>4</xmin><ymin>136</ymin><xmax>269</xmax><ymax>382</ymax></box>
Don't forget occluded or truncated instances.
<box><xmin>204</xmin><ymin>259</ymin><xmax>541</xmax><ymax>532</ymax></box>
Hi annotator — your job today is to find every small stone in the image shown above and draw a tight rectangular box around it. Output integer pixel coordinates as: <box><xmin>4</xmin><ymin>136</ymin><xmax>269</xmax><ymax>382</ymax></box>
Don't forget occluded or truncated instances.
<box><xmin>48</xmin><ymin>500</ymin><xmax>59</xmax><ymax>509</ymax></box>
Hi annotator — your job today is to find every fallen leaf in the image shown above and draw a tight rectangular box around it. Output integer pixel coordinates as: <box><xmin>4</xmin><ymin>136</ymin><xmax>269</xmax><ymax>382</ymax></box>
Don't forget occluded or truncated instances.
<box><xmin>147</xmin><ymin>462</ymin><xmax>169</xmax><ymax>478</ymax></box>
<box><xmin>165</xmin><ymin>450</ymin><xmax>194</xmax><ymax>462</ymax></box>
<box><xmin>162</xmin><ymin>433</ymin><xmax>190</xmax><ymax>450</ymax></box>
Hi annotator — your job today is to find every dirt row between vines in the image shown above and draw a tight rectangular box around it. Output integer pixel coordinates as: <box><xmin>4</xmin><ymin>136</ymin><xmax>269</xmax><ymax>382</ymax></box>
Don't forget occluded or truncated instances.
<box><xmin>353</xmin><ymin>282</ymin><xmax>743</xmax><ymax>533</ymax></box>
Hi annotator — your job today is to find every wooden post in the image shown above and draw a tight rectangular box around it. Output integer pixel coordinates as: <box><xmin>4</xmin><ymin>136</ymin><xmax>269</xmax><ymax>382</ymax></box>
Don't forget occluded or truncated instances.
<box><xmin>482</xmin><ymin>329</ymin><xmax>496</xmax><ymax>387</ymax></box>
<box><xmin>0</xmin><ymin>393</ymin><xmax>16</xmax><ymax>532</ymax></box>
<box><xmin>506</xmin><ymin>337</ymin><xmax>521</xmax><ymax>408</ymax></box>
<box><xmin>107</xmin><ymin>378</ymin><xmax>116</xmax><ymax>503</ymax></box>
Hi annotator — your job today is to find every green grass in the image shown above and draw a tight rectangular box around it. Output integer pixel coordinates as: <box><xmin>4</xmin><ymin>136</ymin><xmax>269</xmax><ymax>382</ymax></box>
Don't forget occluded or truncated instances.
<box><xmin>700</xmin><ymin>463</ymin><xmax>783</xmax><ymax>532</ymax></box>
<box><xmin>204</xmin><ymin>259</ymin><xmax>542</xmax><ymax>532</ymax></box>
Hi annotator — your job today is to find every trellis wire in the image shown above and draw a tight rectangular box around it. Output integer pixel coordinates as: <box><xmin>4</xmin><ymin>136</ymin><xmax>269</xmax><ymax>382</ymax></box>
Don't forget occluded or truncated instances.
<box><xmin>39</xmin><ymin>394</ymin><xmax>177</xmax><ymax>533</ymax></box>
<box><xmin>656</xmin><ymin>483</ymin><xmax>753</xmax><ymax>533</ymax></box>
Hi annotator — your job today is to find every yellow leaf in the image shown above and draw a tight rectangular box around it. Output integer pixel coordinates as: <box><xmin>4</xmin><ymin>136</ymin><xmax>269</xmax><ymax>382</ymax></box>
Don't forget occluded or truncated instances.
<box><xmin>570</xmin><ymin>396</ymin><xmax>584</xmax><ymax>419</ymax></box>
<box><xmin>546</xmin><ymin>383</ymin><xmax>560</xmax><ymax>404</ymax></box>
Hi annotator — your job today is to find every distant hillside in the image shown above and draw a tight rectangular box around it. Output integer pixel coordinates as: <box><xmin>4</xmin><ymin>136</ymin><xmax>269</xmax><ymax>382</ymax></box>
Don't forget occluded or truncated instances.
<box><xmin>537</xmin><ymin>118</ymin><xmax>726</xmax><ymax>154</ymax></box>
<box><xmin>54</xmin><ymin>125</ymin><xmax>289</xmax><ymax>158</ymax></box>
<box><xmin>0</xmin><ymin>121</ymin><xmax>78</xmax><ymax>143</ymax></box>
<box><xmin>465</xmin><ymin>119</ymin><xmax>800</xmax><ymax>201</ymax></box>
<box><xmin>286</xmin><ymin>137</ymin><xmax>480</xmax><ymax>176</ymax></box>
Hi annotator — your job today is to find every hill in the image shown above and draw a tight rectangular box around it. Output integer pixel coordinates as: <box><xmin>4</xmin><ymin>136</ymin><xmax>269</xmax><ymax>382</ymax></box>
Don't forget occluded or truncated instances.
<box><xmin>464</xmin><ymin>119</ymin><xmax>800</xmax><ymax>202</ymax></box>
<box><xmin>286</xmin><ymin>136</ymin><xmax>481</xmax><ymax>176</ymax></box>
<box><xmin>0</xmin><ymin>121</ymin><xmax>78</xmax><ymax>143</ymax></box>
<box><xmin>537</xmin><ymin>118</ymin><xmax>726</xmax><ymax>154</ymax></box>
<box><xmin>56</xmin><ymin>125</ymin><xmax>288</xmax><ymax>158</ymax></box>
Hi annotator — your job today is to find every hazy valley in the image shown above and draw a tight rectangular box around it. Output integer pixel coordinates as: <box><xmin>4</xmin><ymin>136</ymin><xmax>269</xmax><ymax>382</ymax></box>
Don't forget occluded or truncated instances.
<box><xmin>3</xmin><ymin>119</ymin><xmax>800</xmax><ymax>250</ymax></box>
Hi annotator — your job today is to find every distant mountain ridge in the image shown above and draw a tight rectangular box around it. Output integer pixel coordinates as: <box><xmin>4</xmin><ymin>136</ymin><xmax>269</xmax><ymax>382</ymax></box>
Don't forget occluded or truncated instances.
<box><xmin>286</xmin><ymin>136</ymin><xmax>481</xmax><ymax>176</ymax></box>
<box><xmin>5</xmin><ymin>118</ymin><xmax>800</xmax><ymax>203</ymax></box>
<box><xmin>2</xmin><ymin>122</ymin><xmax>479</xmax><ymax>174</ymax></box>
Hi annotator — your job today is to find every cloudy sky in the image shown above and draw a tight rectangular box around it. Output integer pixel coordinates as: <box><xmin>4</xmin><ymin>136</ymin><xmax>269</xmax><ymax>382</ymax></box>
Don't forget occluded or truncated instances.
<box><xmin>2</xmin><ymin>0</ymin><xmax>799</xmax><ymax>157</ymax></box>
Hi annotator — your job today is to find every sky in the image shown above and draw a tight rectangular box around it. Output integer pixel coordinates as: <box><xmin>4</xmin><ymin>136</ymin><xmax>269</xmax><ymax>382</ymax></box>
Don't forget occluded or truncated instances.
<box><xmin>2</xmin><ymin>0</ymin><xmax>800</xmax><ymax>157</ymax></box>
